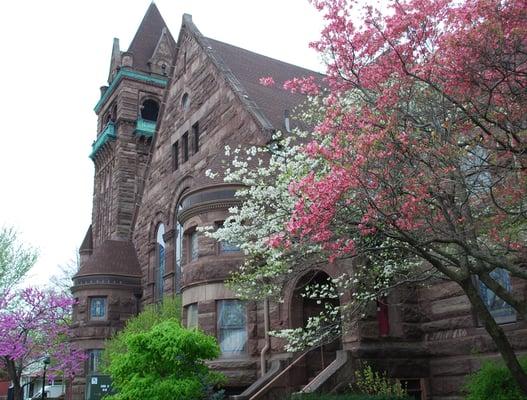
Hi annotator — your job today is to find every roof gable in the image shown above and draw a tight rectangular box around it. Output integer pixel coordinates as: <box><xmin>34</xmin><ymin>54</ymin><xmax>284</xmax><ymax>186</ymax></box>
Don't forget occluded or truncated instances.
<box><xmin>205</xmin><ymin>38</ymin><xmax>323</xmax><ymax>131</ymax></box>
<box><xmin>181</xmin><ymin>15</ymin><xmax>322</xmax><ymax>133</ymax></box>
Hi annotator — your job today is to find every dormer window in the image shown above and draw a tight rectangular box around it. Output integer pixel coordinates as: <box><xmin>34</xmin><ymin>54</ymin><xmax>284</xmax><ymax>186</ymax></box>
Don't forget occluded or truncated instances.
<box><xmin>141</xmin><ymin>99</ymin><xmax>159</xmax><ymax>122</ymax></box>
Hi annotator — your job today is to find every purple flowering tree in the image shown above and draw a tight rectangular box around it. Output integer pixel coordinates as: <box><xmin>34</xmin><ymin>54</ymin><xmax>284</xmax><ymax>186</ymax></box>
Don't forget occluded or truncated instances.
<box><xmin>0</xmin><ymin>288</ymin><xmax>85</xmax><ymax>400</ymax></box>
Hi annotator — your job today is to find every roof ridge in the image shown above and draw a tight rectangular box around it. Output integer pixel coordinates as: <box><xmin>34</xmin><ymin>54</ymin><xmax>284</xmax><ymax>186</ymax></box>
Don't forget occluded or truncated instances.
<box><xmin>204</xmin><ymin>37</ymin><xmax>324</xmax><ymax>77</ymax></box>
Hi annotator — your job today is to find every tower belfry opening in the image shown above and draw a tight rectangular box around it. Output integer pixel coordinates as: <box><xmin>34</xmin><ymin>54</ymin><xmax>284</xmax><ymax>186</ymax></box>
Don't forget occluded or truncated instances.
<box><xmin>141</xmin><ymin>99</ymin><xmax>159</xmax><ymax>121</ymax></box>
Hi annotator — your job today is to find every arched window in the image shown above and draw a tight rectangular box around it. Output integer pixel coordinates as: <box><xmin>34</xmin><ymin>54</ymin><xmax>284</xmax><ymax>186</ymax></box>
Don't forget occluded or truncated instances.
<box><xmin>141</xmin><ymin>99</ymin><xmax>159</xmax><ymax>122</ymax></box>
<box><xmin>156</xmin><ymin>224</ymin><xmax>166</xmax><ymax>301</ymax></box>
<box><xmin>174</xmin><ymin>205</ymin><xmax>183</xmax><ymax>294</ymax></box>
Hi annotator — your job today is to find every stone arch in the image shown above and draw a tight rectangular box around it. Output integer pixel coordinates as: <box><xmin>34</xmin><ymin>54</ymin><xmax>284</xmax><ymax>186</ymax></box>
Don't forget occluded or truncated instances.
<box><xmin>286</xmin><ymin>268</ymin><xmax>343</xmax><ymax>378</ymax></box>
<box><xmin>168</xmin><ymin>174</ymin><xmax>195</xmax><ymax>227</ymax></box>
<box><xmin>148</xmin><ymin>211</ymin><xmax>168</xmax><ymax>242</ymax></box>
<box><xmin>287</xmin><ymin>269</ymin><xmax>340</xmax><ymax>330</ymax></box>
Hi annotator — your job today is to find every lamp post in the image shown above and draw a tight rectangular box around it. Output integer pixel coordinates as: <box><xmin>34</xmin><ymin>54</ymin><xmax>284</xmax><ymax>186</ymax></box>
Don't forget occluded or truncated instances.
<box><xmin>41</xmin><ymin>356</ymin><xmax>50</xmax><ymax>399</ymax></box>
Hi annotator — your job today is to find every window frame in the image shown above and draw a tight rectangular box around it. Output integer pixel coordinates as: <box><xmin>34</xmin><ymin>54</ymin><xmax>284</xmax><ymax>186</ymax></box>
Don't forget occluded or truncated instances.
<box><xmin>174</xmin><ymin>211</ymin><xmax>183</xmax><ymax>294</ymax></box>
<box><xmin>216</xmin><ymin>299</ymin><xmax>248</xmax><ymax>358</ymax></box>
<box><xmin>87</xmin><ymin>349</ymin><xmax>103</xmax><ymax>374</ymax></box>
<box><xmin>186</xmin><ymin>303</ymin><xmax>198</xmax><ymax>329</ymax></box>
<box><xmin>89</xmin><ymin>297</ymin><xmax>107</xmax><ymax>321</ymax></box>
<box><xmin>192</xmin><ymin>122</ymin><xmax>200</xmax><ymax>154</ymax></box>
<box><xmin>182</xmin><ymin>132</ymin><xmax>189</xmax><ymax>162</ymax></box>
<box><xmin>156</xmin><ymin>224</ymin><xmax>166</xmax><ymax>301</ymax></box>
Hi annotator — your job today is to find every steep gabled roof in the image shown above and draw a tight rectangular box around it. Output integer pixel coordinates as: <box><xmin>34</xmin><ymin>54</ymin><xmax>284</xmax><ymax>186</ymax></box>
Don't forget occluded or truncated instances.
<box><xmin>205</xmin><ymin>38</ymin><xmax>323</xmax><ymax>131</ymax></box>
<box><xmin>181</xmin><ymin>14</ymin><xmax>323</xmax><ymax>134</ymax></box>
<box><xmin>127</xmin><ymin>3</ymin><xmax>175</xmax><ymax>73</ymax></box>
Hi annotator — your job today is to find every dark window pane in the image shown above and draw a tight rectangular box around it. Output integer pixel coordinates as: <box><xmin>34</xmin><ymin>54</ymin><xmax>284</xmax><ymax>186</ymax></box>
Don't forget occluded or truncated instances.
<box><xmin>183</xmin><ymin>132</ymin><xmax>189</xmax><ymax>162</ymax></box>
<box><xmin>192</xmin><ymin>122</ymin><xmax>199</xmax><ymax>153</ymax></box>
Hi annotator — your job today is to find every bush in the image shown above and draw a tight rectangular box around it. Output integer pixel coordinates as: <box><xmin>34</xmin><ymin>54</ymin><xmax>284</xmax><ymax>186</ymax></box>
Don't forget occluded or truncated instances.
<box><xmin>464</xmin><ymin>356</ymin><xmax>527</xmax><ymax>400</ymax></box>
<box><xmin>102</xmin><ymin>296</ymin><xmax>181</xmax><ymax>368</ymax></box>
<box><xmin>353</xmin><ymin>363</ymin><xmax>407</xmax><ymax>398</ymax></box>
<box><xmin>105</xmin><ymin>320</ymin><xmax>224</xmax><ymax>400</ymax></box>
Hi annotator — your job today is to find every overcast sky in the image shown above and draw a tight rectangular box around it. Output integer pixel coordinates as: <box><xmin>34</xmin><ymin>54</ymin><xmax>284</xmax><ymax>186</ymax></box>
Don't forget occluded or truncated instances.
<box><xmin>0</xmin><ymin>0</ymin><xmax>325</xmax><ymax>285</ymax></box>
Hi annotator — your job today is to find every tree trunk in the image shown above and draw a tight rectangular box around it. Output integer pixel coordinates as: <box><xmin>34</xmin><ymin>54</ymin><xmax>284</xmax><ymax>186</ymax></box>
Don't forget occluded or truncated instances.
<box><xmin>460</xmin><ymin>277</ymin><xmax>527</xmax><ymax>395</ymax></box>
<box><xmin>4</xmin><ymin>358</ymin><xmax>23</xmax><ymax>400</ymax></box>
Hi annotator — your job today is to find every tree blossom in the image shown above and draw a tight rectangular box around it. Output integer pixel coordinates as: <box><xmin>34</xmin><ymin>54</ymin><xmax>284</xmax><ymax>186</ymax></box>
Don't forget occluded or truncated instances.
<box><xmin>0</xmin><ymin>288</ymin><xmax>85</xmax><ymax>400</ymax></box>
<box><xmin>211</xmin><ymin>0</ymin><xmax>527</xmax><ymax>392</ymax></box>
<box><xmin>259</xmin><ymin>76</ymin><xmax>276</xmax><ymax>87</ymax></box>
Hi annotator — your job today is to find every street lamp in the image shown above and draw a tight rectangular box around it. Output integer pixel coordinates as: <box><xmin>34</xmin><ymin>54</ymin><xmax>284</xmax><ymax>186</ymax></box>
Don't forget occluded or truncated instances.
<box><xmin>41</xmin><ymin>356</ymin><xmax>51</xmax><ymax>399</ymax></box>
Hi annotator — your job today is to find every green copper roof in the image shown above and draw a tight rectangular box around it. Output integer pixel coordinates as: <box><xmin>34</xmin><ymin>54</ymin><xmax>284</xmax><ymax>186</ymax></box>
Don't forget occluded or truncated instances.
<box><xmin>135</xmin><ymin>118</ymin><xmax>156</xmax><ymax>137</ymax></box>
<box><xmin>94</xmin><ymin>68</ymin><xmax>168</xmax><ymax>113</ymax></box>
<box><xmin>90</xmin><ymin>122</ymin><xmax>116</xmax><ymax>160</ymax></box>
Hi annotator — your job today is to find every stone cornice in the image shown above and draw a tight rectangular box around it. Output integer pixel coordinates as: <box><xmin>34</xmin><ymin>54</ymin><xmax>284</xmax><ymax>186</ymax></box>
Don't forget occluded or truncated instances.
<box><xmin>179</xmin><ymin>199</ymin><xmax>241</xmax><ymax>223</ymax></box>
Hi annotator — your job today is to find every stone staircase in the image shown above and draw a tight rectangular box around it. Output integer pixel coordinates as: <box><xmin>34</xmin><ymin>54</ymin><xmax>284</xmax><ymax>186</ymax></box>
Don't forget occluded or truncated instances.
<box><xmin>229</xmin><ymin>347</ymin><xmax>354</xmax><ymax>400</ymax></box>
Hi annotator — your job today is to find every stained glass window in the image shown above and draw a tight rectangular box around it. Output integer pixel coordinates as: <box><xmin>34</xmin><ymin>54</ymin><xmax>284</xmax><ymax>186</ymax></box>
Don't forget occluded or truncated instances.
<box><xmin>217</xmin><ymin>300</ymin><xmax>247</xmax><ymax>356</ymax></box>
<box><xmin>478</xmin><ymin>268</ymin><xmax>516</xmax><ymax>324</ymax></box>
<box><xmin>88</xmin><ymin>349</ymin><xmax>103</xmax><ymax>373</ymax></box>
<box><xmin>90</xmin><ymin>297</ymin><xmax>106</xmax><ymax>320</ymax></box>
<box><xmin>156</xmin><ymin>224</ymin><xmax>166</xmax><ymax>301</ymax></box>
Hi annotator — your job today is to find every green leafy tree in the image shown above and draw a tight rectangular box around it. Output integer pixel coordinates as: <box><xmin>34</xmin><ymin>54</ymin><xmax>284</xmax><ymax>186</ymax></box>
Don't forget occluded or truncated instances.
<box><xmin>102</xmin><ymin>296</ymin><xmax>182</xmax><ymax>366</ymax></box>
<box><xmin>0</xmin><ymin>226</ymin><xmax>38</xmax><ymax>293</ymax></box>
<box><xmin>104</xmin><ymin>320</ymin><xmax>223</xmax><ymax>400</ymax></box>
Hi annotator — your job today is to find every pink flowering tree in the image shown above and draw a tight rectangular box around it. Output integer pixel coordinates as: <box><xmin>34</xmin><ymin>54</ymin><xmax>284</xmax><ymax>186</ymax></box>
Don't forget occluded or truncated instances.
<box><xmin>283</xmin><ymin>0</ymin><xmax>526</xmax><ymax>392</ymax></box>
<box><xmin>211</xmin><ymin>0</ymin><xmax>527</xmax><ymax>393</ymax></box>
<box><xmin>0</xmin><ymin>288</ymin><xmax>85</xmax><ymax>400</ymax></box>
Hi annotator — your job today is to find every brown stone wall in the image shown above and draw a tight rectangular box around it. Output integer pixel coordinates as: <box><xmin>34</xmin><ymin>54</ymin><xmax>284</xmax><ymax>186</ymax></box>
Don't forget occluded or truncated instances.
<box><xmin>132</xmin><ymin>29</ymin><xmax>270</xmax><ymax>389</ymax></box>
<box><xmin>419</xmin><ymin>278</ymin><xmax>527</xmax><ymax>399</ymax></box>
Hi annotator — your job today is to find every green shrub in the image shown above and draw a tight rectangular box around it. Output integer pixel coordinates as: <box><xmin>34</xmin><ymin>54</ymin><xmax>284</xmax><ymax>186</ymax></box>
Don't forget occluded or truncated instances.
<box><xmin>464</xmin><ymin>356</ymin><xmax>527</xmax><ymax>400</ymax></box>
<box><xmin>105</xmin><ymin>320</ymin><xmax>224</xmax><ymax>400</ymax></box>
<box><xmin>354</xmin><ymin>363</ymin><xmax>407</xmax><ymax>398</ymax></box>
<box><xmin>102</xmin><ymin>296</ymin><xmax>181</xmax><ymax>368</ymax></box>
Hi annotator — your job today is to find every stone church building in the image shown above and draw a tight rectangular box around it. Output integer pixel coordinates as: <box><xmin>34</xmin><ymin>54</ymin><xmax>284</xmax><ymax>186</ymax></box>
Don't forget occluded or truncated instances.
<box><xmin>70</xmin><ymin>4</ymin><xmax>527</xmax><ymax>400</ymax></box>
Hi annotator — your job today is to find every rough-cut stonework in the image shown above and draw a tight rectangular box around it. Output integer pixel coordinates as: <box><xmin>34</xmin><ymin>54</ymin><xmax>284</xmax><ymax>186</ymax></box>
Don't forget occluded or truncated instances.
<box><xmin>71</xmin><ymin>4</ymin><xmax>527</xmax><ymax>400</ymax></box>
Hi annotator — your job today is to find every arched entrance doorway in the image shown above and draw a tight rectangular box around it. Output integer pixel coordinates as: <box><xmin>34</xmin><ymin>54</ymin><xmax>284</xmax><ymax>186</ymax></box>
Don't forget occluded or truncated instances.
<box><xmin>289</xmin><ymin>270</ymin><xmax>342</xmax><ymax>380</ymax></box>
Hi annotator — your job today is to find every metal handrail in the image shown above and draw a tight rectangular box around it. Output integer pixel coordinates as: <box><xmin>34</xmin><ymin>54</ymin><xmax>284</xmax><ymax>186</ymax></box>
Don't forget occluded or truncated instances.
<box><xmin>248</xmin><ymin>343</ymin><xmax>324</xmax><ymax>400</ymax></box>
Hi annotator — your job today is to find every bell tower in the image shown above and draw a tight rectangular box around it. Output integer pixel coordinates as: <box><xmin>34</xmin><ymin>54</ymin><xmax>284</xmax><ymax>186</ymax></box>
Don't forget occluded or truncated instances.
<box><xmin>89</xmin><ymin>3</ymin><xmax>176</xmax><ymax>245</ymax></box>
<box><xmin>70</xmin><ymin>4</ymin><xmax>176</xmax><ymax>400</ymax></box>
